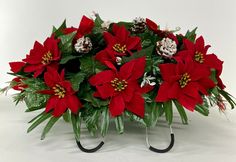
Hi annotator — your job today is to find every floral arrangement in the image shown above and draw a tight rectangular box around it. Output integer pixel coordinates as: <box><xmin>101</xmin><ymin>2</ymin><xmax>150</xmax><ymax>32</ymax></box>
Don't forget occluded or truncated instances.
<box><xmin>2</xmin><ymin>14</ymin><xmax>235</xmax><ymax>153</ymax></box>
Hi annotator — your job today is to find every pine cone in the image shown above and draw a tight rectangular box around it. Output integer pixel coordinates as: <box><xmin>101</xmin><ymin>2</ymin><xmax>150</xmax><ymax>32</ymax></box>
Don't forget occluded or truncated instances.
<box><xmin>74</xmin><ymin>36</ymin><xmax>92</xmax><ymax>53</ymax></box>
<box><xmin>156</xmin><ymin>38</ymin><xmax>177</xmax><ymax>58</ymax></box>
<box><xmin>131</xmin><ymin>17</ymin><xmax>146</xmax><ymax>33</ymax></box>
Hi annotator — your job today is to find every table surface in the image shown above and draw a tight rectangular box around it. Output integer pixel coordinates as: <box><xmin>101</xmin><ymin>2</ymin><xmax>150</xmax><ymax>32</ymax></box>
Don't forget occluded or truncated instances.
<box><xmin>0</xmin><ymin>96</ymin><xmax>236</xmax><ymax>162</ymax></box>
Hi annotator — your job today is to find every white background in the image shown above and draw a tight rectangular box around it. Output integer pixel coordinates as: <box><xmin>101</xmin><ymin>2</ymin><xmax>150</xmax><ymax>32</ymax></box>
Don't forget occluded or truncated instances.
<box><xmin>0</xmin><ymin>0</ymin><xmax>236</xmax><ymax>162</ymax></box>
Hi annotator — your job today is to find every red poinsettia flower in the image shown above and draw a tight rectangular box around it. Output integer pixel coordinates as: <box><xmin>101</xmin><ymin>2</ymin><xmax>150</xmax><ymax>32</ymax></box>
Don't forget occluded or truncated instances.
<box><xmin>174</xmin><ymin>36</ymin><xmax>225</xmax><ymax>89</ymax></box>
<box><xmin>63</xmin><ymin>15</ymin><xmax>94</xmax><ymax>40</ymax></box>
<box><xmin>156</xmin><ymin>61</ymin><xmax>215</xmax><ymax>111</ymax></box>
<box><xmin>12</xmin><ymin>77</ymin><xmax>28</xmax><ymax>91</ymax></box>
<box><xmin>95</xmin><ymin>24</ymin><xmax>142</xmax><ymax>65</ymax></box>
<box><xmin>22</xmin><ymin>36</ymin><xmax>60</xmax><ymax>78</ymax></box>
<box><xmin>39</xmin><ymin>67</ymin><xmax>82</xmax><ymax>117</ymax></box>
<box><xmin>89</xmin><ymin>57</ymin><xmax>149</xmax><ymax>118</ymax></box>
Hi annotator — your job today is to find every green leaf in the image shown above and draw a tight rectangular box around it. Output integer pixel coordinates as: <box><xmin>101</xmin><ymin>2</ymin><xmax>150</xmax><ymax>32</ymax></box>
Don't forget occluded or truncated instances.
<box><xmin>114</xmin><ymin>115</ymin><xmax>124</xmax><ymax>134</ymax></box>
<box><xmin>116</xmin><ymin>21</ymin><xmax>133</xmax><ymax>29</ymax></box>
<box><xmin>83</xmin><ymin>90</ymin><xmax>109</xmax><ymax>107</ymax></box>
<box><xmin>218</xmin><ymin>89</ymin><xmax>236</xmax><ymax>109</ymax></box>
<box><xmin>173</xmin><ymin>100</ymin><xmax>188</xmax><ymax>124</ymax></box>
<box><xmin>53</xmin><ymin>20</ymin><xmax>67</xmax><ymax>37</ymax></box>
<box><xmin>79</xmin><ymin>55</ymin><xmax>106</xmax><ymax>76</ymax></box>
<box><xmin>100</xmin><ymin>107</ymin><xmax>109</xmax><ymax>137</ymax></box>
<box><xmin>122</xmin><ymin>45</ymin><xmax>154</xmax><ymax>63</ymax></box>
<box><xmin>27</xmin><ymin>113</ymin><xmax>52</xmax><ymax>133</ymax></box>
<box><xmin>71</xmin><ymin>113</ymin><xmax>81</xmax><ymax>140</ymax></box>
<box><xmin>210</xmin><ymin>69</ymin><xmax>218</xmax><ymax>84</ymax></box>
<box><xmin>41</xmin><ymin>116</ymin><xmax>60</xmax><ymax>140</ymax></box>
<box><xmin>58</xmin><ymin>31</ymin><xmax>76</xmax><ymax>53</ymax></box>
<box><xmin>195</xmin><ymin>104</ymin><xmax>209</xmax><ymax>116</ymax></box>
<box><xmin>69</xmin><ymin>72</ymin><xmax>86</xmax><ymax>91</ymax></box>
<box><xmin>22</xmin><ymin>78</ymin><xmax>49</xmax><ymax>112</ymax></box>
<box><xmin>163</xmin><ymin>101</ymin><xmax>173</xmax><ymax>125</ymax></box>
<box><xmin>62</xmin><ymin>110</ymin><xmax>70</xmax><ymax>122</ymax></box>
<box><xmin>60</xmin><ymin>55</ymin><xmax>79</xmax><ymax>64</ymax></box>
<box><xmin>28</xmin><ymin>111</ymin><xmax>45</xmax><ymax>123</ymax></box>
<box><xmin>94</xmin><ymin>14</ymin><xmax>104</xmax><ymax>27</ymax></box>
<box><xmin>185</xmin><ymin>27</ymin><xmax>197</xmax><ymax>42</ymax></box>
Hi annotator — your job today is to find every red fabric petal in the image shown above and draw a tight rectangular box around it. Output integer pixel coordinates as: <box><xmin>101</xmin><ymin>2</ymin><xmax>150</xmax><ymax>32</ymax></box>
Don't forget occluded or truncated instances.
<box><xmin>155</xmin><ymin>82</ymin><xmax>172</xmax><ymax>102</ymax></box>
<box><xmin>63</xmin><ymin>27</ymin><xmax>77</xmax><ymax>34</ymax></box>
<box><xmin>109</xmin><ymin>95</ymin><xmax>125</xmax><ymax>117</ymax></box>
<box><xmin>183</xmin><ymin>38</ymin><xmax>195</xmax><ymax>50</ymax></box>
<box><xmin>126</xmin><ymin>36</ymin><xmax>142</xmax><ymax>50</ymax></box>
<box><xmin>96</xmin><ymin>83</ymin><xmax>115</xmax><ymax>99</ymax></box>
<box><xmin>146</xmin><ymin>18</ymin><xmax>158</xmax><ymax>32</ymax></box>
<box><xmin>177</xmin><ymin>93</ymin><xmax>200</xmax><ymax>111</ymax></box>
<box><xmin>103</xmin><ymin>32</ymin><xmax>116</xmax><ymax>46</ymax></box>
<box><xmin>65</xmin><ymin>95</ymin><xmax>82</xmax><ymax>114</ymax></box>
<box><xmin>44</xmin><ymin>67</ymin><xmax>62</xmax><ymax>87</ymax></box>
<box><xmin>77</xmin><ymin>15</ymin><xmax>94</xmax><ymax>37</ymax></box>
<box><xmin>53</xmin><ymin>99</ymin><xmax>68</xmax><ymax>117</ymax></box>
<box><xmin>95</xmin><ymin>49</ymin><xmax>116</xmax><ymax>65</ymax></box>
<box><xmin>9</xmin><ymin>62</ymin><xmax>25</xmax><ymax>73</ymax></box>
<box><xmin>126</xmin><ymin>93</ymin><xmax>145</xmax><ymax>118</ymax></box>
<box><xmin>89</xmin><ymin>70</ymin><xmax>115</xmax><ymax>86</ymax></box>
<box><xmin>45</xmin><ymin>96</ymin><xmax>58</xmax><ymax>113</ymax></box>
<box><xmin>129</xmin><ymin>57</ymin><xmax>146</xmax><ymax>80</ymax></box>
<box><xmin>112</xmin><ymin>24</ymin><xmax>129</xmax><ymax>44</ymax></box>
<box><xmin>195</xmin><ymin>36</ymin><xmax>205</xmax><ymax>52</ymax></box>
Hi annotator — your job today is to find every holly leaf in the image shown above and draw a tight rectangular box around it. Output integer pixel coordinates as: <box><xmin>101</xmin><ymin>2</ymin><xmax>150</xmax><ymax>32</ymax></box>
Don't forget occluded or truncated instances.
<box><xmin>94</xmin><ymin>14</ymin><xmax>104</xmax><ymax>27</ymax></box>
<box><xmin>122</xmin><ymin>45</ymin><xmax>154</xmax><ymax>63</ymax></box>
<box><xmin>79</xmin><ymin>55</ymin><xmax>106</xmax><ymax>76</ymax></box>
<box><xmin>58</xmin><ymin>31</ymin><xmax>76</xmax><ymax>53</ymax></box>
<box><xmin>52</xmin><ymin>19</ymin><xmax>67</xmax><ymax>38</ymax></box>
<box><xmin>60</xmin><ymin>54</ymin><xmax>80</xmax><ymax>64</ymax></box>
<box><xmin>69</xmin><ymin>72</ymin><xmax>86</xmax><ymax>91</ymax></box>
<box><xmin>185</xmin><ymin>27</ymin><xmax>197</xmax><ymax>42</ymax></box>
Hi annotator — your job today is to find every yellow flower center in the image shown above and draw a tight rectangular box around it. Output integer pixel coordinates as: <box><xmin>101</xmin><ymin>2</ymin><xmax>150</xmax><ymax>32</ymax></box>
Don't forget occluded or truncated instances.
<box><xmin>194</xmin><ymin>51</ymin><xmax>204</xmax><ymax>63</ymax></box>
<box><xmin>113</xmin><ymin>44</ymin><xmax>127</xmax><ymax>53</ymax></box>
<box><xmin>53</xmin><ymin>84</ymin><xmax>66</xmax><ymax>98</ymax></box>
<box><xmin>111</xmin><ymin>78</ymin><xmax>128</xmax><ymax>92</ymax></box>
<box><xmin>41</xmin><ymin>51</ymin><xmax>53</xmax><ymax>65</ymax></box>
<box><xmin>179</xmin><ymin>73</ymin><xmax>191</xmax><ymax>88</ymax></box>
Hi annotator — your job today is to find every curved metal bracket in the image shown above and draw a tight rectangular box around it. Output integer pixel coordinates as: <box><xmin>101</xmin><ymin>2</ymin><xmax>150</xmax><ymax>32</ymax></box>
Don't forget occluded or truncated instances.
<box><xmin>146</xmin><ymin>125</ymin><xmax>175</xmax><ymax>153</ymax></box>
<box><xmin>76</xmin><ymin>140</ymin><xmax>104</xmax><ymax>153</ymax></box>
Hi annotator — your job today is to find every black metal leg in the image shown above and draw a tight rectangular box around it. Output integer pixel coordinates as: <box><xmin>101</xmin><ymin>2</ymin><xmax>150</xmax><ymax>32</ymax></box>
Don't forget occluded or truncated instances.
<box><xmin>76</xmin><ymin>140</ymin><xmax>104</xmax><ymax>153</ymax></box>
<box><xmin>146</xmin><ymin>125</ymin><xmax>175</xmax><ymax>153</ymax></box>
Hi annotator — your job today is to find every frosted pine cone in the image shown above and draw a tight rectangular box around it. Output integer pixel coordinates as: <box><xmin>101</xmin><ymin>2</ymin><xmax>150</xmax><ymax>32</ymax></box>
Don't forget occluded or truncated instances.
<box><xmin>74</xmin><ymin>36</ymin><xmax>92</xmax><ymax>53</ymax></box>
<box><xmin>131</xmin><ymin>17</ymin><xmax>146</xmax><ymax>33</ymax></box>
<box><xmin>156</xmin><ymin>38</ymin><xmax>177</xmax><ymax>58</ymax></box>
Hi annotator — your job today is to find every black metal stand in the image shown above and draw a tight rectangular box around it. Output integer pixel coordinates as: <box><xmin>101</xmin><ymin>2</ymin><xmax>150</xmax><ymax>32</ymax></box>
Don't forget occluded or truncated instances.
<box><xmin>76</xmin><ymin>140</ymin><xmax>104</xmax><ymax>153</ymax></box>
<box><xmin>146</xmin><ymin>125</ymin><xmax>175</xmax><ymax>153</ymax></box>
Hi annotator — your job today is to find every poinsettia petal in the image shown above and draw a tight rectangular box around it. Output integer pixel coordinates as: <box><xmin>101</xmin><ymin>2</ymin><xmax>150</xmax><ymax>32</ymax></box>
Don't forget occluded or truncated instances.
<box><xmin>44</xmin><ymin>67</ymin><xmax>62</xmax><ymax>87</ymax></box>
<box><xmin>155</xmin><ymin>82</ymin><xmax>172</xmax><ymax>102</ymax></box>
<box><xmin>159</xmin><ymin>63</ymin><xmax>178</xmax><ymax>82</ymax></box>
<box><xmin>190</xmin><ymin>65</ymin><xmax>211</xmax><ymax>81</ymax></box>
<box><xmin>65</xmin><ymin>95</ymin><xmax>82</xmax><ymax>114</ymax></box>
<box><xmin>89</xmin><ymin>70</ymin><xmax>115</xmax><ymax>86</ymax></box>
<box><xmin>9</xmin><ymin>62</ymin><xmax>26</xmax><ymax>73</ymax></box>
<box><xmin>119</xmin><ymin>60</ymin><xmax>135</xmax><ymax>80</ymax></box>
<box><xmin>177</xmin><ymin>93</ymin><xmax>200</xmax><ymax>111</ymax></box>
<box><xmin>195</xmin><ymin>36</ymin><xmax>205</xmax><ymax>52</ymax></box>
<box><xmin>183</xmin><ymin>38</ymin><xmax>195</xmax><ymax>50</ymax></box>
<box><xmin>126</xmin><ymin>36</ymin><xmax>141</xmax><ymax>50</ymax></box>
<box><xmin>205</xmin><ymin>54</ymin><xmax>223</xmax><ymax>72</ymax></box>
<box><xmin>122</xmin><ymin>80</ymin><xmax>136</xmax><ymax>102</ymax></box>
<box><xmin>77</xmin><ymin>15</ymin><xmax>94</xmax><ymax>36</ymax></box>
<box><xmin>95</xmin><ymin>49</ymin><xmax>116</xmax><ymax>65</ymax></box>
<box><xmin>167</xmin><ymin>82</ymin><xmax>180</xmax><ymax>99</ymax></box>
<box><xmin>103</xmin><ymin>32</ymin><xmax>116</xmax><ymax>46</ymax></box>
<box><xmin>45</xmin><ymin>96</ymin><xmax>58</xmax><ymax>113</ymax></box>
<box><xmin>33</xmin><ymin>68</ymin><xmax>44</xmax><ymax>78</ymax></box>
<box><xmin>96</xmin><ymin>83</ymin><xmax>114</xmax><ymax>99</ymax></box>
<box><xmin>38</xmin><ymin>89</ymin><xmax>54</xmax><ymax>95</ymax></box>
<box><xmin>109</xmin><ymin>94</ymin><xmax>125</xmax><ymax>117</ymax></box>
<box><xmin>63</xmin><ymin>27</ymin><xmax>77</xmax><ymax>34</ymax></box>
<box><xmin>112</xmin><ymin>24</ymin><xmax>129</xmax><ymax>44</ymax></box>
<box><xmin>126</xmin><ymin>93</ymin><xmax>145</xmax><ymax>118</ymax></box>
<box><xmin>146</xmin><ymin>18</ymin><xmax>158</xmax><ymax>32</ymax></box>
<box><xmin>53</xmin><ymin>99</ymin><xmax>68</xmax><ymax>117</ymax></box>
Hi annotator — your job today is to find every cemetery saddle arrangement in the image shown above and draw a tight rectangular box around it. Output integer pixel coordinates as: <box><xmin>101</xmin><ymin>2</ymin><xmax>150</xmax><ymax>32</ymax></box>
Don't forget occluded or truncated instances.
<box><xmin>1</xmin><ymin>14</ymin><xmax>235</xmax><ymax>153</ymax></box>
